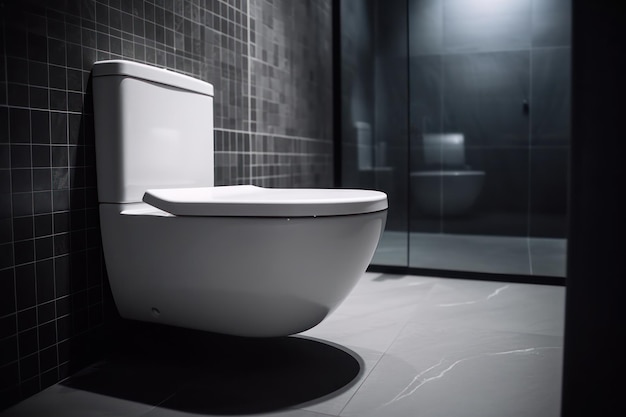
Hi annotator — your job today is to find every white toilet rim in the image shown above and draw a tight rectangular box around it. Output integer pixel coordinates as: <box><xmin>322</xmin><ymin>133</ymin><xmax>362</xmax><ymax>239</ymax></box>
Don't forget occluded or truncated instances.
<box><xmin>141</xmin><ymin>185</ymin><xmax>388</xmax><ymax>217</ymax></box>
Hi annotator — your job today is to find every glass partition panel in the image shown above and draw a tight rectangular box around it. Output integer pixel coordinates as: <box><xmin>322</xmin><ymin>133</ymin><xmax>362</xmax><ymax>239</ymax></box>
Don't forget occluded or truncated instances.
<box><xmin>339</xmin><ymin>0</ymin><xmax>569</xmax><ymax>278</ymax></box>
<box><xmin>340</xmin><ymin>0</ymin><xmax>409</xmax><ymax>266</ymax></box>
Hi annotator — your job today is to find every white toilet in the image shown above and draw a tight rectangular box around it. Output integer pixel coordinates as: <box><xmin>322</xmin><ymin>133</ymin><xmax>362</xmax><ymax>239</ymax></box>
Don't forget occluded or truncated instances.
<box><xmin>411</xmin><ymin>133</ymin><xmax>484</xmax><ymax>216</ymax></box>
<box><xmin>92</xmin><ymin>60</ymin><xmax>387</xmax><ymax>337</ymax></box>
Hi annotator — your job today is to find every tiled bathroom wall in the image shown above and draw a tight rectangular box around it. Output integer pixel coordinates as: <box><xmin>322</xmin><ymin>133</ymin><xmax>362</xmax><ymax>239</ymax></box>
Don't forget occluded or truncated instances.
<box><xmin>0</xmin><ymin>0</ymin><xmax>333</xmax><ymax>409</ymax></box>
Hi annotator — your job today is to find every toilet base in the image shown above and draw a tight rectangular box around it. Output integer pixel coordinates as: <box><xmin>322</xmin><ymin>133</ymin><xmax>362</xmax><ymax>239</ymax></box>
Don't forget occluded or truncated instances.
<box><xmin>100</xmin><ymin>203</ymin><xmax>387</xmax><ymax>337</ymax></box>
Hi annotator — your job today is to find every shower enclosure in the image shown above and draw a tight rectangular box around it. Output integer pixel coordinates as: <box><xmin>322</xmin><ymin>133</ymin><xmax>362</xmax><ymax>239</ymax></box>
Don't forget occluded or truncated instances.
<box><xmin>339</xmin><ymin>0</ymin><xmax>570</xmax><ymax>280</ymax></box>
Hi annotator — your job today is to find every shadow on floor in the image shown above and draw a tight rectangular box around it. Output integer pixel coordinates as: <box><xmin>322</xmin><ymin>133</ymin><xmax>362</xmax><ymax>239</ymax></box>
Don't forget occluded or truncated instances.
<box><xmin>62</xmin><ymin>322</ymin><xmax>363</xmax><ymax>415</ymax></box>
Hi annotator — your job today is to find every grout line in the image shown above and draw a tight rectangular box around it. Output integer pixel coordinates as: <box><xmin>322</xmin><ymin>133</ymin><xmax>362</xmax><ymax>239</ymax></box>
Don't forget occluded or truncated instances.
<box><xmin>246</xmin><ymin>0</ymin><xmax>252</xmax><ymax>184</ymax></box>
<box><xmin>215</xmin><ymin>127</ymin><xmax>333</xmax><ymax>143</ymax></box>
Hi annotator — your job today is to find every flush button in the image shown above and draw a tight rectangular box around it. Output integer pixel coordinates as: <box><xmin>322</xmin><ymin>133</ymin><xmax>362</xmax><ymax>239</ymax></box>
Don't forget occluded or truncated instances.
<box><xmin>151</xmin><ymin>308</ymin><xmax>160</xmax><ymax>318</ymax></box>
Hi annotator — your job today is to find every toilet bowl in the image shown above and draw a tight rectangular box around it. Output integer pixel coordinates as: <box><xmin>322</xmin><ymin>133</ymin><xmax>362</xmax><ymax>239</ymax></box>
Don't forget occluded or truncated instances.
<box><xmin>92</xmin><ymin>60</ymin><xmax>387</xmax><ymax>337</ymax></box>
<box><xmin>412</xmin><ymin>133</ymin><xmax>484</xmax><ymax>216</ymax></box>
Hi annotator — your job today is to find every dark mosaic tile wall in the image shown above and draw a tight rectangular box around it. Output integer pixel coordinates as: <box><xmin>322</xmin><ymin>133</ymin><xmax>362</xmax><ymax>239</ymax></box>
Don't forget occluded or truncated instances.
<box><xmin>0</xmin><ymin>0</ymin><xmax>333</xmax><ymax>408</ymax></box>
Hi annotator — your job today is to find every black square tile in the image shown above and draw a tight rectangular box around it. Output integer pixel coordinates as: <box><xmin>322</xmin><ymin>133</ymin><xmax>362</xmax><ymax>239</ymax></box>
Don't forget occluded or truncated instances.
<box><xmin>68</xmin><ymin>146</ymin><xmax>84</xmax><ymax>167</ymax></box>
<box><xmin>68</xmin><ymin>114</ymin><xmax>83</xmax><ymax>145</ymax></box>
<box><xmin>96</xmin><ymin>32</ymin><xmax>109</xmax><ymax>51</ymax></box>
<box><xmin>57</xmin><ymin>339</ymin><xmax>70</xmax><ymax>364</ymax></box>
<box><xmin>12</xmin><ymin>193</ymin><xmax>33</xmax><ymax>217</ymax></box>
<box><xmin>32</xmin><ymin>145</ymin><xmax>51</xmax><ymax>167</ymax></box>
<box><xmin>48</xmin><ymin>17</ymin><xmax>66</xmax><ymax>41</ymax></box>
<box><xmin>0</xmin><ymin>146</ymin><xmax>8</xmax><ymax>170</ymax></box>
<box><xmin>52</xmin><ymin>146</ymin><xmax>68</xmax><ymax>167</ymax></box>
<box><xmin>19</xmin><ymin>353</ymin><xmax>39</xmax><ymax>380</ymax></box>
<box><xmin>41</xmin><ymin>367</ymin><xmax>59</xmax><ymax>389</ymax></box>
<box><xmin>56</xmin><ymin>297</ymin><xmax>70</xmax><ymax>320</ymax></box>
<box><xmin>35</xmin><ymin>236</ymin><xmax>53</xmax><ymax>261</ymax></box>
<box><xmin>6</xmin><ymin>57</ymin><xmax>28</xmax><ymax>84</ymax></box>
<box><xmin>15</xmin><ymin>263</ymin><xmax>36</xmax><ymax>310</ymax></box>
<box><xmin>49</xmin><ymin>90</ymin><xmax>68</xmax><ymax>112</ymax></box>
<box><xmin>68</xmin><ymin>92</ymin><xmax>84</xmax><ymax>113</ymax></box>
<box><xmin>53</xmin><ymin>212</ymin><xmax>69</xmax><ymax>233</ymax></box>
<box><xmin>11</xmin><ymin>169</ymin><xmax>32</xmax><ymax>193</ymax></box>
<box><xmin>8</xmin><ymin>83</ymin><xmax>30</xmax><ymax>107</ymax></box>
<box><xmin>0</xmin><ymin>171</ymin><xmax>10</xmax><ymax>194</ymax></box>
<box><xmin>38</xmin><ymin>322</ymin><xmax>56</xmax><ymax>349</ymax></box>
<box><xmin>36</xmin><ymin>258</ymin><xmax>54</xmax><ymax>301</ymax></box>
<box><xmin>67</xmin><ymin>69</ymin><xmax>83</xmax><ymax>92</ymax></box>
<box><xmin>0</xmin><ymin>314</ymin><xmax>17</xmax><ymax>340</ymax></box>
<box><xmin>33</xmin><ymin>214</ymin><xmax>52</xmax><ymax>240</ymax></box>
<box><xmin>10</xmin><ymin>145</ymin><xmax>31</xmax><ymax>168</ymax></box>
<box><xmin>67</xmin><ymin>43</ymin><xmax>83</xmax><ymax>70</ymax></box>
<box><xmin>0</xmin><ymin>218</ymin><xmax>11</xmax><ymax>244</ymax></box>
<box><xmin>0</xmin><ymin>337</ymin><xmax>18</xmax><ymax>368</ymax></box>
<box><xmin>0</xmin><ymin>269</ymin><xmax>16</xmax><ymax>316</ymax></box>
<box><xmin>12</xmin><ymin>216</ymin><xmax>33</xmax><ymax>241</ymax></box>
<box><xmin>66</xmin><ymin>24</ymin><xmax>82</xmax><ymax>48</ymax></box>
<box><xmin>17</xmin><ymin>307</ymin><xmax>36</xmax><ymax>332</ymax></box>
<box><xmin>19</xmin><ymin>376</ymin><xmax>41</xmax><ymax>401</ymax></box>
<box><xmin>50</xmin><ymin>112</ymin><xmax>68</xmax><ymax>144</ymax></box>
<box><xmin>32</xmin><ymin>190</ymin><xmax>52</xmax><ymax>215</ymax></box>
<box><xmin>28</xmin><ymin>61</ymin><xmax>49</xmax><ymax>87</ymax></box>
<box><xmin>52</xmin><ymin>168</ymin><xmax>69</xmax><ymax>190</ymax></box>
<box><xmin>0</xmin><ymin>107</ymin><xmax>8</xmax><ymax>143</ymax></box>
<box><xmin>53</xmin><ymin>233</ymin><xmax>69</xmax><ymax>256</ymax></box>
<box><xmin>48</xmin><ymin>38</ymin><xmax>66</xmax><ymax>66</ymax></box>
<box><xmin>31</xmin><ymin>110</ymin><xmax>51</xmax><ymax>144</ymax></box>
<box><xmin>9</xmin><ymin>108</ymin><xmax>31</xmax><ymax>143</ymax></box>
<box><xmin>5</xmin><ymin>27</ymin><xmax>27</xmax><ymax>59</ymax></box>
<box><xmin>14</xmin><ymin>239</ymin><xmax>34</xmax><ymax>265</ymax></box>
<box><xmin>37</xmin><ymin>301</ymin><xmax>55</xmax><ymax>324</ymax></box>
<box><xmin>33</xmin><ymin>168</ymin><xmax>52</xmax><ymax>191</ymax></box>
<box><xmin>28</xmin><ymin>33</ymin><xmax>48</xmax><ymax>63</ymax></box>
<box><xmin>29</xmin><ymin>87</ymin><xmax>49</xmax><ymax>110</ymax></box>
<box><xmin>18</xmin><ymin>328</ymin><xmax>38</xmax><ymax>357</ymax></box>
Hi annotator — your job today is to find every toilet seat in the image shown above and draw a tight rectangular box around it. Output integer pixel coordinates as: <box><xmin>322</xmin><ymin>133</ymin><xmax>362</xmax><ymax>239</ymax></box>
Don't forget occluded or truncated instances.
<box><xmin>142</xmin><ymin>185</ymin><xmax>388</xmax><ymax>217</ymax></box>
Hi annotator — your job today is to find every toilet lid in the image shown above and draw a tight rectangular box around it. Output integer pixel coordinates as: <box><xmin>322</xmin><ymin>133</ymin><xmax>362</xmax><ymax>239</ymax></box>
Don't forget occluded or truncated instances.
<box><xmin>143</xmin><ymin>185</ymin><xmax>388</xmax><ymax>217</ymax></box>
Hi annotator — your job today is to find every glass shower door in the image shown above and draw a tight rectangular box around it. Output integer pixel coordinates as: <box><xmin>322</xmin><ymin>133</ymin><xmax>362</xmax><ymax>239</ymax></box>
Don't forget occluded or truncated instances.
<box><xmin>340</xmin><ymin>0</ymin><xmax>409</xmax><ymax>266</ymax></box>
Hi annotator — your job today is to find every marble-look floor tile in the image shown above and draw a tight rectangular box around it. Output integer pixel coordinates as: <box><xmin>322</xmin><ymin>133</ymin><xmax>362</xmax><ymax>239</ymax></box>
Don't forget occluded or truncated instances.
<box><xmin>407</xmin><ymin>278</ymin><xmax>566</xmax><ymax>336</ymax></box>
<box><xmin>2</xmin><ymin>273</ymin><xmax>564</xmax><ymax>417</ymax></box>
<box><xmin>340</xmin><ymin>327</ymin><xmax>563</xmax><ymax>417</ymax></box>
<box><xmin>1</xmin><ymin>383</ymin><xmax>157</xmax><ymax>417</ymax></box>
<box><xmin>303</xmin><ymin>274</ymin><xmax>437</xmax><ymax>352</ymax></box>
<box><xmin>297</xmin><ymin>344</ymin><xmax>383</xmax><ymax>416</ymax></box>
<box><xmin>141</xmin><ymin>405</ymin><xmax>334</xmax><ymax>417</ymax></box>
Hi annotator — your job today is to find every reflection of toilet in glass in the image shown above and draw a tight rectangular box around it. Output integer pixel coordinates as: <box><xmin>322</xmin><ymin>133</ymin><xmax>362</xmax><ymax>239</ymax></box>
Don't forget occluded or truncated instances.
<box><xmin>411</xmin><ymin>133</ymin><xmax>485</xmax><ymax>216</ymax></box>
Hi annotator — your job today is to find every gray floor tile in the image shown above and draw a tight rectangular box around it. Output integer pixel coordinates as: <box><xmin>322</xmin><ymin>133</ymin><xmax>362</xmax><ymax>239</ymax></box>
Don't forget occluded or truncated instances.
<box><xmin>3</xmin><ymin>273</ymin><xmax>565</xmax><ymax>417</ymax></box>
<box><xmin>407</xmin><ymin>277</ymin><xmax>566</xmax><ymax>336</ymax></box>
<box><xmin>340</xmin><ymin>327</ymin><xmax>563</xmax><ymax>417</ymax></box>
<box><xmin>1</xmin><ymin>383</ymin><xmax>157</xmax><ymax>417</ymax></box>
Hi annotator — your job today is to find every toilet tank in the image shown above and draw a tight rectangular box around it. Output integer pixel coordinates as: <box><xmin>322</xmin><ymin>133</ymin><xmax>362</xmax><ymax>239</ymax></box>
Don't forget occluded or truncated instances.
<box><xmin>92</xmin><ymin>60</ymin><xmax>214</xmax><ymax>204</ymax></box>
